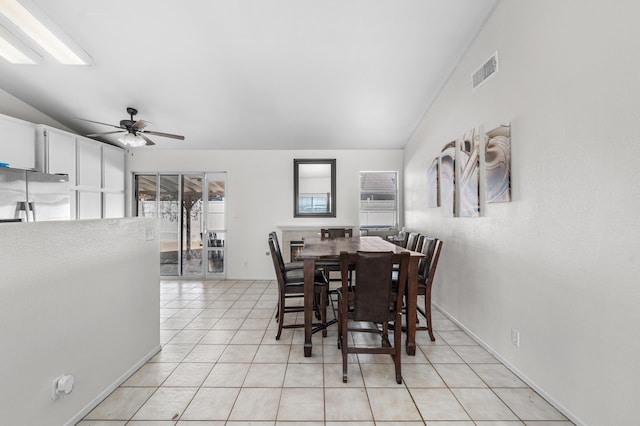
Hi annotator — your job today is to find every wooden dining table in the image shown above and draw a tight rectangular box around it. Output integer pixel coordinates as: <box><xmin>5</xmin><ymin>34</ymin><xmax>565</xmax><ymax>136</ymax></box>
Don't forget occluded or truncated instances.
<box><xmin>298</xmin><ymin>236</ymin><xmax>425</xmax><ymax>357</ymax></box>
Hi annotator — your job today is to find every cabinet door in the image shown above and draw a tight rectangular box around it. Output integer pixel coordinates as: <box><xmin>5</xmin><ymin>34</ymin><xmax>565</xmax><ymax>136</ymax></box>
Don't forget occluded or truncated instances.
<box><xmin>0</xmin><ymin>114</ymin><xmax>37</xmax><ymax>169</ymax></box>
<box><xmin>102</xmin><ymin>145</ymin><xmax>125</xmax><ymax>191</ymax></box>
<box><xmin>78</xmin><ymin>191</ymin><xmax>101</xmax><ymax>219</ymax></box>
<box><xmin>46</xmin><ymin>128</ymin><xmax>77</xmax><ymax>186</ymax></box>
<box><xmin>77</xmin><ymin>137</ymin><xmax>102</xmax><ymax>188</ymax></box>
<box><xmin>69</xmin><ymin>190</ymin><xmax>77</xmax><ymax>220</ymax></box>
<box><xmin>104</xmin><ymin>193</ymin><xmax>124</xmax><ymax>218</ymax></box>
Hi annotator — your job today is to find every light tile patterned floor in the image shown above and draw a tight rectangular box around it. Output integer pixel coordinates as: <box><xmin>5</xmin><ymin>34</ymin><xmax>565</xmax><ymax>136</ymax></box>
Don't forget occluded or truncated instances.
<box><xmin>78</xmin><ymin>279</ymin><xmax>574</xmax><ymax>425</ymax></box>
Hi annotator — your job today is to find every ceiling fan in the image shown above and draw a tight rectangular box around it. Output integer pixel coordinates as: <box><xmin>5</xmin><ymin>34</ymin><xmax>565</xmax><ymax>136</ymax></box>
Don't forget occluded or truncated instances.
<box><xmin>79</xmin><ymin>107</ymin><xmax>185</xmax><ymax>147</ymax></box>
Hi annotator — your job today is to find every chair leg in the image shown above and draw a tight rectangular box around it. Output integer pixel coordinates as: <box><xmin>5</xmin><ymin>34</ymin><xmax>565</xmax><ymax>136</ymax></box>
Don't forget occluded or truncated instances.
<box><xmin>381</xmin><ymin>321</ymin><xmax>390</xmax><ymax>347</ymax></box>
<box><xmin>314</xmin><ymin>292</ymin><xmax>321</xmax><ymax>320</ymax></box>
<box><xmin>275</xmin><ymin>296</ymin><xmax>285</xmax><ymax>340</ymax></box>
<box><xmin>342</xmin><ymin>341</ymin><xmax>348</xmax><ymax>382</ymax></box>
<box><xmin>321</xmin><ymin>286</ymin><xmax>328</xmax><ymax>337</ymax></box>
<box><xmin>342</xmin><ymin>343</ymin><xmax>348</xmax><ymax>383</ymax></box>
<box><xmin>394</xmin><ymin>312</ymin><xmax>402</xmax><ymax>384</ymax></box>
<box><xmin>425</xmin><ymin>284</ymin><xmax>435</xmax><ymax>341</ymax></box>
<box><xmin>337</xmin><ymin>303</ymin><xmax>342</xmax><ymax>349</ymax></box>
<box><xmin>341</xmin><ymin>313</ymin><xmax>348</xmax><ymax>383</ymax></box>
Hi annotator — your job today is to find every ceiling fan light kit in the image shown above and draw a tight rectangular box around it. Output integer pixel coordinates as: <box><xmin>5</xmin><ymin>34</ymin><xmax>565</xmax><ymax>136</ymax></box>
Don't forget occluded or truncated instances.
<box><xmin>79</xmin><ymin>107</ymin><xmax>185</xmax><ymax>147</ymax></box>
<box><xmin>118</xmin><ymin>132</ymin><xmax>146</xmax><ymax>147</ymax></box>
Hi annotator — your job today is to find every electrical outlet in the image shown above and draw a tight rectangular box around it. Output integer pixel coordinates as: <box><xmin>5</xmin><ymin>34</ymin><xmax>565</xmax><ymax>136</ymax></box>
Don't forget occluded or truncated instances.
<box><xmin>511</xmin><ymin>328</ymin><xmax>520</xmax><ymax>347</ymax></box>
<box><xmin>52</xmin><ymin>374</ymin><xmax>74</xmax><ymax>400</ymax></box>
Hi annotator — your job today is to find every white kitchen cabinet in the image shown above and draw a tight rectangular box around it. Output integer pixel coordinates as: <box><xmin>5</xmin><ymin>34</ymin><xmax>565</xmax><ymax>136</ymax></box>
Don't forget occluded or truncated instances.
<box><xmin>103</xmin><ymin>192</ymin><xmax>124</xmax><ymax>218</ymax></box>
<box><xmin>0</xmin><ymin>113</ymin><xmax>37</xmax><ymax>170</ymax></box>
<box><xmin>42</xmin><ymin>126</ymin><xmax>77</xmax><ymax>185</ymax></box>
<box><xmin>102</xmin><ymin>144</ymin><xmax>125</xmax><ymax>218</ymax></box>
<box><xmin>102</xmin><ymin>144</ymin><xmax>125</xmax><ymax>191</ymax></box>
<box><xmin>4</xmin><ymin>116</ymin><xmax>126</xmax><ymax>220</ymax></box>
<box><xmin>77</xmin><ymin>137</ymin><xmax>102</xmax><ymax>188</ymax></box>
<box><xmin>69</xmin><ymin>189</ymin><xmax>77</xmax><ymax>220</ymax></box>
<box><xmin>78</xmin><ymin>190</ymin><xmax>102</xmax><ymax>219</ymax></box>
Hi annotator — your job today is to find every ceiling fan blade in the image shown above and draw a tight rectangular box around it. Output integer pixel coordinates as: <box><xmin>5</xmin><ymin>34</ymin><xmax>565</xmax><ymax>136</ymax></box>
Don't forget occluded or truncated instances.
<box><xmin>86</xmin><ymin>130</ymin><xmax>126</xmax><ymax>137</ymax></box>
<box><xmin>132</xmin><ymin>119</ymin><xmax>151</xmax><ymax>130</ymax></box>
<box><xmin>143</xmin><ymin>130</ymin><xmax>185</xmax><ymax>140</ymax></box>
<box><xmin>76</xmin><ymin>118</ymin><xmax>123</xmax><ymax>129</ymax></box>
<box><xmin>140</xmin><ymin>134</ymin><xmax>156</xmax><ymax>146</ymax></box>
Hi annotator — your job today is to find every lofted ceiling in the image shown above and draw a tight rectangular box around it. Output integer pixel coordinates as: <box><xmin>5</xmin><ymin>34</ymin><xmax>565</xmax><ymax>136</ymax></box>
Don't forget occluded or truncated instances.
<box><xmin>0</xmin><ymin>0</ymin><xmax>496</xmax><ymax>150</ymax></box>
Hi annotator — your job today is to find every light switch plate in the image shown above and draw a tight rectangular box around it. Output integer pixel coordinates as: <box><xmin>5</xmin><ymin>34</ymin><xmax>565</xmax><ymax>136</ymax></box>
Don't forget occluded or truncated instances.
<box><xmin>511</xmin><ymin>328</ymin><xmax>520</xmax><ymax>347</ymax></box>
<box><xmin>145</xmin><ymin>226</ymin><xmax>155</xmax><ymax>241</ymax></box>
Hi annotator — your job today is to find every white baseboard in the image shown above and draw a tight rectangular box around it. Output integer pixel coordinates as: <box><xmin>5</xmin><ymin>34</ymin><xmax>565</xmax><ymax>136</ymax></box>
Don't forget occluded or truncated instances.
<box><xmin>432</xmin><ymin>303</ymin><xmax>585</xmax><ymax>426</ymax></box>
<box><xmin>64</xmin><ymin>344</ymin><xmax>162</xmax><ymax>426</ymax></box>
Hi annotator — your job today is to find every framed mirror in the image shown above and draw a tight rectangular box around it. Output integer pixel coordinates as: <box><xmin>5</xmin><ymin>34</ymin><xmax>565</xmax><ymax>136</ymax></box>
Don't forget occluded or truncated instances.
<box><xmin>294</xmin><ymin>158</ymin><xmax>336</xmax><ymax>217</ymax></box>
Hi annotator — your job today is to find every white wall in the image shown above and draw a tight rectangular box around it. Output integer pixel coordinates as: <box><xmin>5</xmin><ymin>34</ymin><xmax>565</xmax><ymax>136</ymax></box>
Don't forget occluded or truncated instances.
<box><xmin>403</xmin><ymin>1</ymin><xmax>640</xmax><ymax>425</ymax></box>
<box><xmin>0</xmin><ymin>87</ymin><xmax>72</xmax><ymax>131</ymax></box>
<box><xmin>0</xmin><ymin>218</ymin><xmax>160</xmax><ymax>426</ymax></box>
<box><xmin>127</xmin><ymin>149</ymin><xmax>403</xmax><ymax>279</ymax></box>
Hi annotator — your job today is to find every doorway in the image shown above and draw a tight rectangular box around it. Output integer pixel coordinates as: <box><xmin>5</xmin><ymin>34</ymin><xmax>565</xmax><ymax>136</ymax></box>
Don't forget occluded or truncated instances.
<box><xmin>134</xmin><ymin>172</ymin><xmax>227</xmax><ymax>278</ymax></box>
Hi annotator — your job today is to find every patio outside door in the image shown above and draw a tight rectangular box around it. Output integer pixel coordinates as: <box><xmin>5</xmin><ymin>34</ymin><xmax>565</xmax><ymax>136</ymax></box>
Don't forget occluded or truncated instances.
<box><xmin>203</xmin><ymin>173</ymin><xmax>226</xmax><ymax>279</ymax></box>
<box><xmin>181</xmin><ymin>175</ymin><xmax>204</xmax><ymax>277</ymax></box>
<box><xmin>134</xmin><ymin>172</ymin><xmax>226</xmax><ymax>278</ymax></box>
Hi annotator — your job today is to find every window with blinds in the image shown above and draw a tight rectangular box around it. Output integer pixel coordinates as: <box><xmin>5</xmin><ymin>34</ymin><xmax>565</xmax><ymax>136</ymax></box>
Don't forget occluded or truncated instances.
<box><xmin>359</xmin><ymin>171</ymin><xmax>398</xmax><ymax>229</ymax></box>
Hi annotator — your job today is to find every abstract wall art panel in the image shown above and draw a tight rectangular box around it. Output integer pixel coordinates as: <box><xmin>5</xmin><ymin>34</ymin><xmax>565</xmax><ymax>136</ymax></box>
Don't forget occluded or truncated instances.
<box><xmin>459</xmin><ymin>128</ymin><xmax>480</xmax><ymax>217</ymax></box>
<box><xmin>485</xmin><ymin>124</ymin><xmax>511</xmax><ymax>203</ymax></box>
<box><xmin>427</xmin><ymin>157</ymin><xmax>440</xmax><ymax>207</ymax></box>
<box><xmin>440</xmin><ymin>141</ymin><xmax>456</xmax><ymax>217</ymax></box>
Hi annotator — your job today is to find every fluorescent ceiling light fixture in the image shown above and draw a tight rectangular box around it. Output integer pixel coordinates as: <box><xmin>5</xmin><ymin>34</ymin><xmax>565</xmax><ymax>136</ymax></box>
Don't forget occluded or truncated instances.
<box><xmin>0</xmin><ymin>0</ymin><xmax>90</xmax><ymax>65</ymax></box>
<box><xmin>0</xmin><ymin>33</ymin><xmax>33</xmax><ymax>63</ymax></box>
<box><xmin>0</xmin><ymin>21</ymin><xmax>40</xmax><ymax>63</ymax></box>
<box><xmin>119</xmin><ymin>133</ymin><xmax>146</xmax><ymax>147</ymax></box>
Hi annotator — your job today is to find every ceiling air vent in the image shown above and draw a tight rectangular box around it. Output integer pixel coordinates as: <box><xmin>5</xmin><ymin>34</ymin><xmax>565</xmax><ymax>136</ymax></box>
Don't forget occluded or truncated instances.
<box><xmin>471</xmin><ymin>52</ymin><xmax>498</xmax><ymax>90</ymax></box>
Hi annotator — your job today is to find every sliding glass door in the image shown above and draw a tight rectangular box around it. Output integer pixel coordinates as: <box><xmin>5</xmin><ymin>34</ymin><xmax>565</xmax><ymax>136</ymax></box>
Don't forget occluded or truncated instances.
<box><xmin>134</xmin><ymin>172</ymin><xmax>226</xmax><ymax>278</ymax></box>
<box><xmin>181</xmin><ymin>175</ymin><xmax>204</xmax><ymax>276</ymax></box>
<box><xmin>204</xmin><ymin>173</ymin><xmax>226</xmax><ymax>279</ymax></box>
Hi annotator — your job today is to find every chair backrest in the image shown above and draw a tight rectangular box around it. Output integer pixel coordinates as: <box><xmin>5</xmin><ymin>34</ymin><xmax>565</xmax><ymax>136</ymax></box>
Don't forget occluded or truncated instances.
<box><xmin>340</xmin><ymin>250</ymin><xmax>409</xmax><ymax>323</ymax></box>
<box><xmin>399</xmin><ymin>232</ymin><xmax>410</xmax><ymax>248</ymax></box>
<box><xmin>405</xmin><ymin>232</ymin><xmax>421</xmax><ymax>251</ymax></box>
<box><xmin>418</xmin><ymin>237</ymin><xmax>443</xmax><ymax>284</ymax></box>
<box><xmin>321</xmin><ymin>228</ymin><xmax>353</xmax><ymax>239</ymax></box>
<box><xmin>426</xmin><ymin>239</ymin><xmax>443</xmax><ymax>286</ymax></box>
<box><xmin>414</xmin><ymin>234</ymin><xmax>425</xmax><ymax>253</ymax></box>
<box><xmin>268</xmin><ymin>237</ymin><xmax>286</xmax><ymax>286</ymax></box>
<box><xmin>417</xmin><ymin>237</ymin><xmax>436</xmax><ymax>278</ymax></box>
<box><xmin>269</xmin><ymin>231</ymin><xmax>286</xmax><ymax>271</ymax></box>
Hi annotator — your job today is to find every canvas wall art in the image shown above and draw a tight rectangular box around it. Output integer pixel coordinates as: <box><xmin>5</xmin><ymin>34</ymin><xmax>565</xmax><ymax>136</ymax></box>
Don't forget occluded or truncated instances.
<box><xmin>458</xmin><ymin>128</ymin><xmax>480</xmax><ymax>217</ymax></box>
<box><xmin>427</xmin><ymin>157</ymin><xmax>440</xmax><ymax>207</ymax></box>
<box><xmin>440</xmin><ymin>141</ymin><xmax>456</xmax><ymax>217</ymax></box>
<box><xmin>485</xmin><ymin>124</ymin><xmax>511</xmax><ymax>203</ymax></box>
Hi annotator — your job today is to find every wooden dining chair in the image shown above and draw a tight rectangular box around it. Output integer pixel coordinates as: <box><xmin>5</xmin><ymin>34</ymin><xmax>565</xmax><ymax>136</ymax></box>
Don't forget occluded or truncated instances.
<box><xmin>269</xmin><ymin>231</ymin><xmax>303</xmax><ymax>271</ymax></box>
<box><xmin>319</xmin><ymin>227</ymin><xmax>353</xmax><ymax>274</ymax></box>
<box><xmin>318</xmin><ymin>227</ymin><xmax>354</xmax><ymax>298</ymax></box>
<box><xmin>414</xmin><ymin>234</ymin><xmax>425</xmax><ymax>253</ymax></box>
<box><xmin>399</xmin><ymin>232</ymin><xmax>410</xmax><ymax>248</ymax></box>
<box><xmin>268</xmin><ymin>237</ymin><xmax>329</xmax><ymax>339</ymax></box>
<box><xmin>337</xmin><ymin>250</ymin><xmax>409</xmax><ymax>384</ymax></box>
<box><xmin>405</xmin><ymin>232</ymin><xmax>421</xmax><ymax>251</ymax></box>
<box><xmin>415</xmin><ymin>237</ymin><xmax>444</xmax><ymax>341</ymax></box>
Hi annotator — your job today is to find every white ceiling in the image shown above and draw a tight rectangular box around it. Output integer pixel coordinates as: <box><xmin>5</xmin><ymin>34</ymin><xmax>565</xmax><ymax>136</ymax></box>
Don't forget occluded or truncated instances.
<box><xmin>0</xmin><ymin>0</ymin><xmax>496</xmax><ymax>150</ymax></box>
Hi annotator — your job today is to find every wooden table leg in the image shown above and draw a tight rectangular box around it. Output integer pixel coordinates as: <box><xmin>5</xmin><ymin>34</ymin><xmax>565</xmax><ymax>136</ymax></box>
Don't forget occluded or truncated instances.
<box><xmin>303</xmin><ymin>258</ymin><xmax>315</xmax><ymax>357</ymax></box>
<box><xmin>405</xmin><ymin>258</ymin><xmax>418</xmax><ymax>356</ymax></box>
